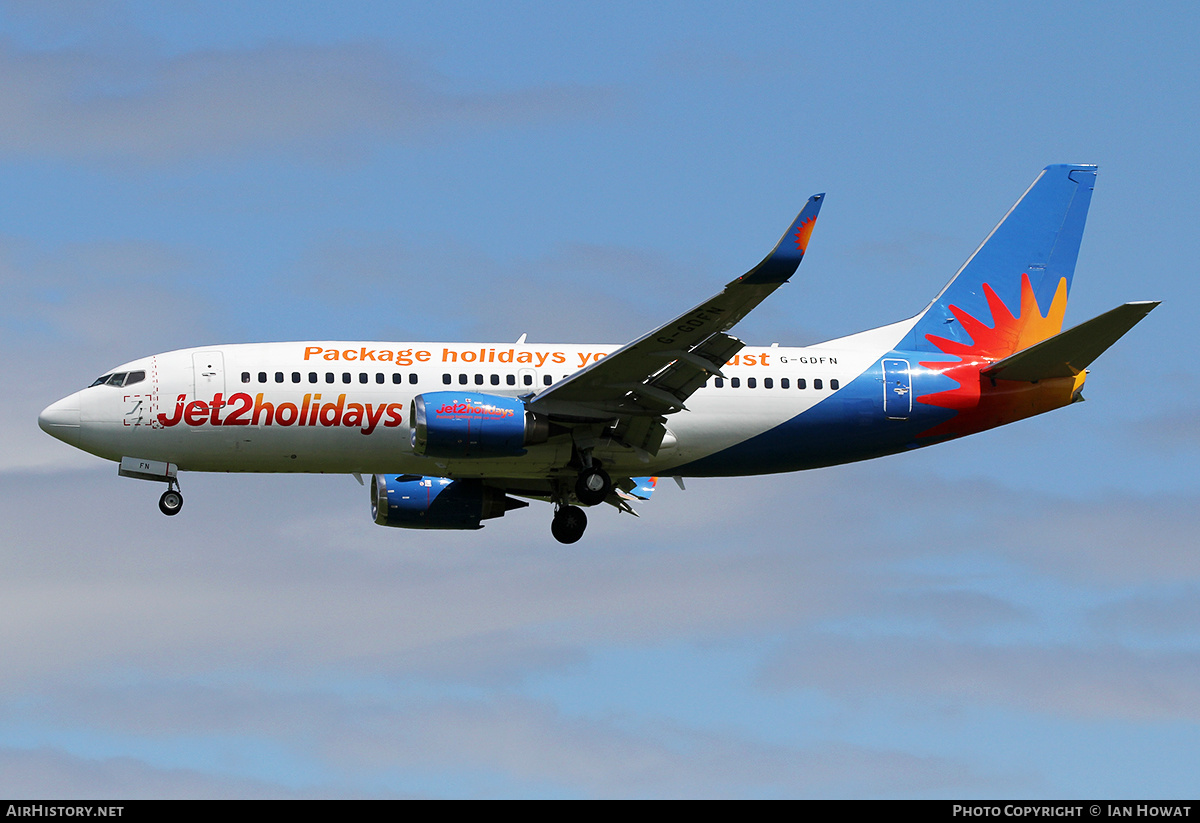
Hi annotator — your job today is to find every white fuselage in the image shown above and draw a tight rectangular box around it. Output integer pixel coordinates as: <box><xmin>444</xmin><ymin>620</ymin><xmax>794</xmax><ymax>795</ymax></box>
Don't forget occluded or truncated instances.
<box><xmin>45</xmin><ymin>335</ymin><xmax>893</xmax><ymax>480</ymax></box>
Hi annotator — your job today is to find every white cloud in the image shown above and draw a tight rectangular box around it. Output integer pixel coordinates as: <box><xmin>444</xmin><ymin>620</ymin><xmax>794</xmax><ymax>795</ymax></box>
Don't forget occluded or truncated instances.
<box><xmin>0</xmin><ymin>40</ymin><xmax>614</xmax><ymax>163</ymax></box>
<box><xmin>323</xmin><ymin>695</ymin><xmax>985</xmax><ymax>797</ymax></box>
<box><xmin>761</xmin><ymin>636</ymin><xmax>1200</xmax><ymax>722</ymax></box>
<box><xmin>4</xmin><ymin>450</ymin><xmax>1196</xmax><ymax>681</ymax></box>
<box><xmin>1089</xmin><ymin>588</ymin><xmax>1200</xmax><ymax>641</ymax></box>
<box><xmin>0</xmin><ymin>471</ymin><xmax>881</xmax><ymax>687</ymax></box>
<box><xmin>0</xmin><ymin>746</ymin><xmax>329</xmax><ymax>799</ymax></box>
<box><xmin>7</xmin><ymin>687</ymin><xmax>988</xmax><ymax>798</ymax></box>
<box><xmin>1131</xmin><ymin>409</ymin><xmax>1200</xmax><ymax>450</ymax></box>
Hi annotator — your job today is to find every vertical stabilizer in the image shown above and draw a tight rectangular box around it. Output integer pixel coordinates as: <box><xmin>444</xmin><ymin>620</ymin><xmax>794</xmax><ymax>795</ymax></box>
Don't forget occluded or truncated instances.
<box><xmin>901</xmin><ymin>164</ymin><xmax>1097</xmax><ymax>357</ymax></box>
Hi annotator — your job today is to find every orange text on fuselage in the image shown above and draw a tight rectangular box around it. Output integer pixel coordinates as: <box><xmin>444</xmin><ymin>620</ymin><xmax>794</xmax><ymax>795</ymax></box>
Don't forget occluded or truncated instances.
<box><xmin>299</xmin><ymin>345</ymin><xmax>770</xmax><ymax>369</ymax></box>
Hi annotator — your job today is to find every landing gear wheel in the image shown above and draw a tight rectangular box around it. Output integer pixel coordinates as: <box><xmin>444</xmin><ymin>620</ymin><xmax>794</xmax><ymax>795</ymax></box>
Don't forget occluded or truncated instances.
<box><xmin>551</xmin><ymin>505</ymin><xmax>587</xmax><ymax>544</ymax></box>
<box><xmin>574</xmin><ymin>466</ymin><xmax>612</xmax><ymax>506</ymax></box>
<box><xmin>158</xmin><ymin>489</ymin><xmax>183</xmax><ymax>516</ymax></box>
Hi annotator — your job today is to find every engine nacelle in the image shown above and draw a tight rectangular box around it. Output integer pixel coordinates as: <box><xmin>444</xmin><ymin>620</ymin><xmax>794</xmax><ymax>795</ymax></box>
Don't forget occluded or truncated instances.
<box><xmin>371</xmin><ymin>474</ymin><xmax>528</xmax><ymax>530</ymax></box>
<box><xmin>410</xmin><ymin>392</ymin><xmax>549</xmax><ymax>458</ymax></box>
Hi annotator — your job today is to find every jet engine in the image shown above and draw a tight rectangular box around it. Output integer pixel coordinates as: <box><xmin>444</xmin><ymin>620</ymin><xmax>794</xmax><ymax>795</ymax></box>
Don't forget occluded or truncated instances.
<box><xmin>410</xmin><ymin>392</ymin><xmax>549</xmax><ymax>458</ymax></box>
<box><xmin>371</xmin><ymin>474</ymin><xmax>528</xmax><ymax>529</ymax></box>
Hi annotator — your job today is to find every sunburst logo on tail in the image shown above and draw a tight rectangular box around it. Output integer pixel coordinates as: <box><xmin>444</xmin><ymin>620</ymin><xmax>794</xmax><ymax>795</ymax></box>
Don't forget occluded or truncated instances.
<box><xmin>916</xmin><ymin>273</ymin><xmax>1069</xmax><ymax>439</ymax></box>
<box><xmin>793</xmin><ymin>215</ymin><xmax>817</xmax><ymax>256</ymax></box>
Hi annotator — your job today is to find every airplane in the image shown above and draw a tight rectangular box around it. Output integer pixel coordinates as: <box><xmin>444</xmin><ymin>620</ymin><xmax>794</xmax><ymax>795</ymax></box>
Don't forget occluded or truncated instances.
<box><xmin>38</xmin><ymin>164</ymin><xmax>1157</xmax><ymax>544</ymax></box>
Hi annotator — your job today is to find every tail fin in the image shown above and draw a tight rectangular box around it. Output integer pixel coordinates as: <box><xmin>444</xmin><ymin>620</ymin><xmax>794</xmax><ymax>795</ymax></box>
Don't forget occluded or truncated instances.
<box><xmin>901</xmin><ymin>164</ymin><xmax>1097</xmax><ymax>357</ymax></box>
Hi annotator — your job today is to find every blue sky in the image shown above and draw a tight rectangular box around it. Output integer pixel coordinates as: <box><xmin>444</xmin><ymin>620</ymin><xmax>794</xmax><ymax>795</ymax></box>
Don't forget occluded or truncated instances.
<box><xmin>2</xmin><ymin>0</ymin><xmax>1197</xmax><ymax>798</ymax></box>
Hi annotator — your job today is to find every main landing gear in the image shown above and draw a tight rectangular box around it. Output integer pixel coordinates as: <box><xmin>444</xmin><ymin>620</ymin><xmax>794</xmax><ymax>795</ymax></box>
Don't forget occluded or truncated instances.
<box><xmin>551</xmin><ymin>504</ymin><xmax>587</xmax><ymax>544</ymax></box>
<box><xmin>574</xmin><ymin>465</ymin><xmax>612</xmax><ymax>507</ymax></box>
<box><xmin>158</xmin><ymin>480</ymin><xmax>183</xmax><ymax>516</ymax></box>
<box><xmin>550</xmin><ymin>455</ymin><xmax>611</xmax><ymax>543</ymax></box>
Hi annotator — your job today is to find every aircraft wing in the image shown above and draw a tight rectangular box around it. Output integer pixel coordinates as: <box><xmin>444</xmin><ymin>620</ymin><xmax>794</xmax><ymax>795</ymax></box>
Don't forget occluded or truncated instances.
<box><xmin>528</xmin><ymin>194</ymin><xmax>824</xmax><ymax>443</ymax></box>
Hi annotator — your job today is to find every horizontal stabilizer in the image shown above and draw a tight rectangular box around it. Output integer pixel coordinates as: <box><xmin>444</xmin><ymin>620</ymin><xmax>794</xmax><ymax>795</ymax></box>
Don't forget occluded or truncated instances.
<box><xmin>983</xmin><ymin>301</ymin><xmax>1159</xmax><ymax>381</ymax></box>
<box><xmin>617</xmin><ymin>476</ymin><xmax>657</xmax><ymax>501</ymax></box>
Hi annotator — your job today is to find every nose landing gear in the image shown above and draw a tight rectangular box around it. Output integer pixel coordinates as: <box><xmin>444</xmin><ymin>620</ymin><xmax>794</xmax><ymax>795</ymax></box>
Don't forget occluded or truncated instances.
<box><xmin>118</xmin><ymin>458</ymin><xmax>184</xmax><ymax>518</ymax></box>
<box><xmin>158</xmin><ymin>487</ymin><xmax>183</xmax><ymax>516</ymax></box>
<box><xmin>158</xmin><ymin>475</ymin><xmax>184</xmax><ymax>517</ymax></box>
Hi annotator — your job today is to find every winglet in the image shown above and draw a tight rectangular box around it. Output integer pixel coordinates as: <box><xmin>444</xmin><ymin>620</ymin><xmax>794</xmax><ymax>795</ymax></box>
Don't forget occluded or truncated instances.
<box><xmin>738</xmin><ymin>193</ymin><xmax>824</xmax><ymax>285</ymax></box>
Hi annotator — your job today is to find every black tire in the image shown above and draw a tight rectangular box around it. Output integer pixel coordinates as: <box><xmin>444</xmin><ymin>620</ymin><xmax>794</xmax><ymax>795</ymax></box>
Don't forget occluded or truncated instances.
<box><xmin>159</xmin><ymin>490</ymin><xmax>184</xmax><ymax>516</ymax></box>
<box><xmin>551</xmin><ymin>505</ymin><xmax>587</xmax><ymax>544</ymax></box>
<box><xmin>574</xmin><ymin>466</ymin><xmax>612</xmax><ymax>506</ymax></box>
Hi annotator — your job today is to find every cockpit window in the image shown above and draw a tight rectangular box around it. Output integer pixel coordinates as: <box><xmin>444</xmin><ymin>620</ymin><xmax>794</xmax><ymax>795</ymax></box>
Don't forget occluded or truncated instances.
<box><xmin>89</xmin><ymin>370</ymin><xmax>145</xmax><ymax>388</ymax></box>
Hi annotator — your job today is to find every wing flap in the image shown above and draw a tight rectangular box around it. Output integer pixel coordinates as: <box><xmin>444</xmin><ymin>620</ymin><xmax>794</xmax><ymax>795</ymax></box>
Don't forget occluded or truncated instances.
<box><xmin>638</xmin><ymin>332</ymin><xmax>745</xmax><ymax>413</ymax></box>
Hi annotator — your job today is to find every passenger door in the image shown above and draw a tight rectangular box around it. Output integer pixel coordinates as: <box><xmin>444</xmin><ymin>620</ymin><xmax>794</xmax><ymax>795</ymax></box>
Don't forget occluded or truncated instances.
<box><xmin>882</xmin><ymin>358</ymin><xmax>912</xmax><ymax>419</ymax></box>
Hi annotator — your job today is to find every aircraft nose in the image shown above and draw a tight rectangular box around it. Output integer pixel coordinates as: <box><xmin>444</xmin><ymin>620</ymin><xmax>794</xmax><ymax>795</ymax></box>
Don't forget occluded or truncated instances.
<box><xmin>38</xmin><ymin>394</ymin><xmax>82</xmax><ymax>446</ymax></box>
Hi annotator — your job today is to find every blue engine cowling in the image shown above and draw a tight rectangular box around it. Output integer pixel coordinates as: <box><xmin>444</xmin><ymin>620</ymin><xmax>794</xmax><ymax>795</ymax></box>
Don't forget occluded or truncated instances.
<box><xmin>410</xmin><ymin>392</ymin><xmax>549</xmax><ymax>458</ymax></box>
<box><xmin>371</xmin><ymin>474</ymin><xmax>528</xmax><ymax>529</ymax></box>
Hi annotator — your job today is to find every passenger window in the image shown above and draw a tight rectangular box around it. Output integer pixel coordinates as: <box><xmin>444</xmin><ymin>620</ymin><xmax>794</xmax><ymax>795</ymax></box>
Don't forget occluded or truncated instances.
<box><xmin>392</xmin><ymin>374</ymin><xmax>401</xmax><ymax>384</ymax></box>
<box><xmin>258</xmin><ymin>372</ymin><xmax>267</xmax><ymax>383</ymax></box>
<box><xmin>747</xmin><ymin>377</ymin><xmax>757</xmax><ymax>389</ymax></box>
<box><xmin>523</xmin><ymin>374</ymin><xmax>533</xmax><ymax>386</ymax></box>
<box><xmin>342</xmin><ymin>372</ymin><xmax>351</xmax><ymax>384</ymax></box>
<box><xmin>409</xmin><ymin>374</ymin><xmax>418</xmax><ymax>385</ymax></box>
<box><xmin>731</xmin><ymin>377</ymin><xmax>740</xmax><ymax>388</ymax></box>
<box><xmin>325</xmin><ymin>373</ymin><xmax>335</xmax><ymax>384</ymax></box>
<box><xmin>359</xmin><ymin>373</ymin><xmax>368</xmax><ymax>384</ymax></box>
<box><xmin>507</xmin><ymin>375</ymin><xmax>516</xmax><ymax>386</ymax></box>
<box><xmin>459</xmin><ymin>374</ymin><xmax>468</xmax><ymax>385</ymax></box>
<box><xmin>490</xmin><ymin>374</ymin><xmax>500</xmax><ymax>386</ymax></box>
<box><xmin>764</xmin><ymin>378</ymin><xmax>773</xmax><ymax>389</ymax></box>
<box><xmin>780</xmin><ymin>378</ymin><xmax>789</xmax><ymax>389</ymax></box>
<box><xmin>309</xmin><ymin>372</ymin><xmax>318</xmax><ymax>384</ymax></box>
<box><xmin>376</xmin><ymin>373</ymin><xmax>385</xmax><ymax>384</ymax></box>
<box><xmin>292</xmin><ymin>372</ymin><xmax>301</xmax><ymax>383</ymax></box>
<box><xmin>475</xmin><ymin>374</ymin><xmax>484</xmax><ymax>385</ymax></box>
<box><xmin>443</xmin><ymin>374</ymin><xmax>452</xmax><ymax>385</ymax></box>
<box><xmin>797</xmin><ymin>378</ymin><xmax>806</xmax><ymax>389</ymax></box>
<box><xmin>543</xmin><ymin>375</ymin><xmax>552</xmax><ymax>386</ymax></box>
<box><xmin>814</xmin><ymin>378</ymin><xmax>823</xmax><ymax>390</ymax></box>
<box><xmin>714</xmin><ymin>377</ymin><xmax>724</xmax><ymax>388</ymax></box>
<box><xmin>276</xmin><ymin>372</ymin><xmax>284</xmax><ymax>383</ymax></box>
<box><xmin>830</xmin><ymin>379</ymin><xmax>840</xmax><ymax>390</ymax></box>
<box><xmin>241</xmin><ymin>372</ymin><xmax>251</xmax><ymax>383</ymax></box>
